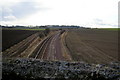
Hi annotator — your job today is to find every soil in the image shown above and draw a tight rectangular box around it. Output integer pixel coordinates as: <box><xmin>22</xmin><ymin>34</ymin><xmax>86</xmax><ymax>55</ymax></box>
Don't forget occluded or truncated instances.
<box><xmin>65</xmin><ymin>28</ymin><xmax>119</xmax><ymax>64</ymax></box>
<box><xmin>2</xmin><ymin>29</ymin><xmax>39</xmax><ymax>51</ymax></box>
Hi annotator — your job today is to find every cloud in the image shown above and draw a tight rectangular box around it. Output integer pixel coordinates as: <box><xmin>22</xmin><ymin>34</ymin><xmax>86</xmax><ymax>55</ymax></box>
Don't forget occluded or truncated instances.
<box><xmin>11</xmin><ymin>1</ymin><xmax>42</xmax><ymax>18</ymax></box>
<box><xmin>1</xmin><ymin>1</ymin><xmax>49</xmax><ymax>21</ymax></box>
<box><xmin>94</xmin><ymin>18</ymin><xmax>117</xmax><ymax>28</ymax></box>
<box><xmin>3</xmin><ymin>15</ymin><xmax>17</xmax><ymax>21</ymax></box>
<box><xmin>98</xmin><ymin>23</ymin><xmax>117</xmax><ymax>27</ymax></box>
<box><xmin>0</xmin><ymin>0</ymin><xmax>119</xmax><ymax>28</ymax></box>
<box><xmin>94</xmin><ymin>19</ymin><xmax>103</xmax><ymax>25</ymax></box>
<box><xmin>0</xmin><ymin>0</ymin><xmax>21</xmax><ymax>7</ymax></box>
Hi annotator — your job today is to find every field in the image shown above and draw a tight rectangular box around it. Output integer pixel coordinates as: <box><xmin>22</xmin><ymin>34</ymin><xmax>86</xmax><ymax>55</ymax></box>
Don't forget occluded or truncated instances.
<box><xmin>3</xmin><ymin>28</ymin><xmax>119</xmax><ymax>63</ymax></box>
<box><xmin>2</xmin><ymin>28</ymin><xmax>45</xmax><ymax>30</ymax></box>
<box><xmin>2</xmin><ymin>28</ymin><xmax>120</xmax><ymax>80</ymax></box>
<box><xmin>2</xmin><ymin>29</ymin><xmax>40</xmax><ymax>51</ymax></box>
<box><xmin>65</xmin><ymin>28</ymin><xmax>119</xmax><ymax>64</ymax></box>
<box><xmin>98</xmin><ymin>28</ymin><xmax>120</xmax><ymax>31</ymax></box>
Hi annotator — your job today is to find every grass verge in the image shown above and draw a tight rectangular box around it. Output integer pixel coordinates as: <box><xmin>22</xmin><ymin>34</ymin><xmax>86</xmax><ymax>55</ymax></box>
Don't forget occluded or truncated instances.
<box><xmin>2</xmin><ymin>28</ymin><xmax>45</xmax><ymax>31</ymax></box>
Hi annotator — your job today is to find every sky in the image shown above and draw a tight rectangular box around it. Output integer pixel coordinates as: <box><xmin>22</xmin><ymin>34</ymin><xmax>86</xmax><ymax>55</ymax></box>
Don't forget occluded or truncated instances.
<box><xmin>0</xmin><ymin>0</ymin><xmax>119</xmax><ymax>28</ymax></box>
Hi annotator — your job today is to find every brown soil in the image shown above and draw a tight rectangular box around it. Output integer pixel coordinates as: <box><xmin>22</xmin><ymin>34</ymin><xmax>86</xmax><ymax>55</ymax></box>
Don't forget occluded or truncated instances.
<box><xmin>2</xmin><ymin>29</ymin><xmax>39</xmax><ymax>51</ymax></box>
<box><xmin>2</xmin><ymin>30</ymin><xmax>58</xmax><ymax>59</ymax></box>
<box><xmin>61</xmin><ymin>31</ymin><xmax>72</xmax><ymax>61</ymax></box>
<box><xmin>2</xmin><ymin>32</ymin><xmax>41</xmax><ymax>58</ymax></box>
<box><xmin>65</xmin><ymin>28</ymin><xmax>118</xmax><ymax>64</ymax></box>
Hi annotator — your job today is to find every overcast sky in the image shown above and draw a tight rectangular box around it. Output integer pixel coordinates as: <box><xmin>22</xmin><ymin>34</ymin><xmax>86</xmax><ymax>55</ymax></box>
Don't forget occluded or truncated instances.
<box><xmin>0</xmin><ymin>0</ymin><xmax>119</xmax><ymax>28</ymax></box>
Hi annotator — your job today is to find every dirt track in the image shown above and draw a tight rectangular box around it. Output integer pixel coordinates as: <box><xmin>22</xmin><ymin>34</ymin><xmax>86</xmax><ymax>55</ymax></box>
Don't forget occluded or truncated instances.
<box><xmin>65</xmin><ymin>28</ymin><xmax>118</xmax><ymax>64</ymax></box>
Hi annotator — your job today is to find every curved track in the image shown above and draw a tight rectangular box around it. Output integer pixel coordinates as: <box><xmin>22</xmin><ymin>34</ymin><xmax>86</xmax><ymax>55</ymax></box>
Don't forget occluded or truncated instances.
<box><xmin>30</xmin><ymin>31</ymin><xmax>65</xmax><ymax>61</ymax></box>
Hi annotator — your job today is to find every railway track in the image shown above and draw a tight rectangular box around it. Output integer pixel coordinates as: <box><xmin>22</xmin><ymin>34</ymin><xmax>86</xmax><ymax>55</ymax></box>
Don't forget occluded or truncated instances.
<box><xmin>29</xmin><ymin>33</ymin><xmax>56</xmax><ymax>59</ymax></box>
<box><xmin>29</xmin><ymin>31</ymin><xmax>64</xmax><ymax>60</ymax></box>
<box><xmin>3</xmin><ymin>30</ymin><xmax>66</xmax><ymax>61</ymax></box>
<box><xmin>34</xmin><ymin>36</ymin><xmax>52</xmax><ymax>59</ymax></box>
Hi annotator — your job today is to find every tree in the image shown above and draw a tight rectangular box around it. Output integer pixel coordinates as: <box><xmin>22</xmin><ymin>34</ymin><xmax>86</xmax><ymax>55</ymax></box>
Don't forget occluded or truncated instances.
<box><xmin>45</xmin><ymin>28</ymin><xmax>50</xmax><ymax>34</ymax></box>
<box><xmin>44</xmin><ymin>28</ymin><xmax>50</xmax><ymax>36</ymax></box>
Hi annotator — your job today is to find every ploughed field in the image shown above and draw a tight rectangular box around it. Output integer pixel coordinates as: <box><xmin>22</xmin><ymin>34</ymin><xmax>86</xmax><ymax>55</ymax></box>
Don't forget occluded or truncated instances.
<box><xmin>2</xmin><ymin>29</ymin><xmax>39</xmax><ymax>51</ymax></box>
<box><xmin>2</xmin><ymin>28</ymin><xmax>119</xmax><ymax>63</ymax></box>
<box><xmin>65</xmin><ymin>28</ymin><xmax>118</xmax><ymax>64</ymax></box>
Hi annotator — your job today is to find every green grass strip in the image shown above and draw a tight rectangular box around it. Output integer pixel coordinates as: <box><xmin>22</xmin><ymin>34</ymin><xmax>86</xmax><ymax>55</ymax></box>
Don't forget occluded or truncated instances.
<box><xmin>2</xmin><ymin>28</ymin><xmax>45</xmax><ymax>31</ymax></box>
<box><xmin>98</xmin><ymin>28</ymin><xmax>120</xmax><ymax>31</ymax></box>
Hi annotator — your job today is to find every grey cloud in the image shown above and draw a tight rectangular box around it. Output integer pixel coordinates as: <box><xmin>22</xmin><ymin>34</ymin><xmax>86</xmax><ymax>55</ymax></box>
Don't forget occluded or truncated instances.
<box><xmin>2</xmin><ymin>1</ymin><xmax>49</xmax><ymax>21</ymax></box>
<box><xmin>3</xmin><ymin>15</ymin><xmax>17</xmax><ymax>21</ymax></box>
<box><xmin>98</xmin><ymin>23</ymin><xmax>117</xmax><ymax>27</ymax></box>
<box><xmin>94</xmin><ymin>18</ymin><xmax>103</xmax><ymax>22</ymax></box>
<box><xmin>94</xmin><ymin>18</ymin><xmax>117</xmax><ymax>27</ymax></box>
<box><xmin>11</xmin><ymin>2</ymin><xmax>41</xmax><ymax>18</ymax></box>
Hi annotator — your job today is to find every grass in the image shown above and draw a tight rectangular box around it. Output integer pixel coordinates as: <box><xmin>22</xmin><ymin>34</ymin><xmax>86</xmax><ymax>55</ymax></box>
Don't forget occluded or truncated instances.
<box><xmin>20</xmin><ymin>28</ymin><xmax>45</xmax><ymax>30</ymax></box>
<box><xmin>98</xmin><ymin>28</ymin><xmax>120</xmax><ymax>31</ymax></box>
<box><xmin>2</xmin><ymin>28</ymin><xmax>45</xmax><ymax>31</ymax></box>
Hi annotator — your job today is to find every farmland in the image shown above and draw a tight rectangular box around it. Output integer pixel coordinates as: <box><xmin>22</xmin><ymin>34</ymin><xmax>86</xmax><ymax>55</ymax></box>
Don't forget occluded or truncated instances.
<box><xmin>98</xmin><ymin>28</ymin><xmax>120</xmax><ymax>31</ymax></box>
<box><xmin>2</xmin><ymin>28</ymin><xmax>120</xmax><ymax>80</ymax></box>
<box><xmin>65</xmin><ymin>28</ymin><xmax>119</xmax><ymax>64</ymax></box>
<box><xmin>2</xmin><ymin>28</ymin><xmax>72</xmax><ymax>61</ymax></box>
<box><xmin>2</xmin><ymin>29</ymin><xmax>40</xmax><ymax>51</ymax></box>
<box><xmin>2</xmin><ymin>28</ymin><xmax>119</xmax><ymax>63</ymax></box>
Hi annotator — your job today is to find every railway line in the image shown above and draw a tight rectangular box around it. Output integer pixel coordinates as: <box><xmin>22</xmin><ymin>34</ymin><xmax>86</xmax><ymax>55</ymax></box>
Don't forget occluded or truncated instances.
<box><xmin>30</xmin><ymin>31</ymin><xmax>65</xmax><ymax>61</ymax></box>
<box><xmin>3</xmin><ymin>30</ymin><xmax>68</xmax><ymax>61</ymax></box>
